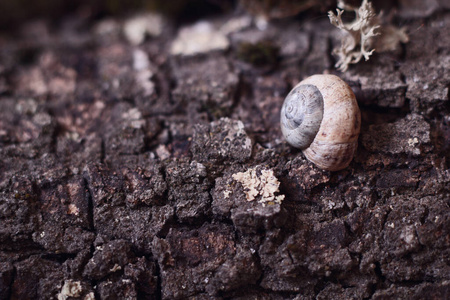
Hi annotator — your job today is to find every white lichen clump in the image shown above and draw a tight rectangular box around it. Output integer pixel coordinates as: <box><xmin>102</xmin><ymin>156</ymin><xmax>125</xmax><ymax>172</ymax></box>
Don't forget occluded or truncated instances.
<box><xmin>328</xmin><ymin>0</ymin><xmax>408</xmax><ymax>71</ymax></box>
<box><xmin>123</xmin><ymin>13</ymin><xmax>164</xmax><ymax>45</ymax></box>
<box><xmin>170</xmin><ymin>21</ymin><xmax>229</xmax><ymax>56</ymax></box>
<box><xmin>232</xmin><ymin>167</ymin><xmax>285</xmax><ymax>206</ymax></box>
<box><xmin>57</xmin><ymin>280</ymin><xmax>82</xmax><ymax>300</ymax></box>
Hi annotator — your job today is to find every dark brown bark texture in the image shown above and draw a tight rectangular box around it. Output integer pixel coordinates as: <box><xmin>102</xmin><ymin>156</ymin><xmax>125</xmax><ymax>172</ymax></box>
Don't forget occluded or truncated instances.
<box><xmin>0</xmin><ymin>1</ymin><xmax>449</xmax><ymax>299</ymax></box>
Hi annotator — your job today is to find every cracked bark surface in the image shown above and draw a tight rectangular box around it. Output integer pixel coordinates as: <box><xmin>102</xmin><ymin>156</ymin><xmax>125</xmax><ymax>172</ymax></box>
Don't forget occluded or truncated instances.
<box><xmin>0</xmin><ymin>1</ymin><xmax>449</xmax><ymax>299</ymax></box>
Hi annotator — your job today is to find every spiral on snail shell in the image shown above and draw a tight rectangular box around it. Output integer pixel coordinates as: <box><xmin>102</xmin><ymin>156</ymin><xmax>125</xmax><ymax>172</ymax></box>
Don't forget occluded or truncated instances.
<box><xmin>281</xmin><ymin>74</ymin><xmax>361</xmax><ymax>171</ymax></box>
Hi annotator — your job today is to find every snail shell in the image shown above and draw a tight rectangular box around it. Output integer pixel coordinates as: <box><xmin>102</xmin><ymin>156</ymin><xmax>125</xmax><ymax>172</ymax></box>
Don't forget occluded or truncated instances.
<box><xmin>281</xmin><ymin>74</ymin><xmax>360</xmax><ymax>171</ymax></box>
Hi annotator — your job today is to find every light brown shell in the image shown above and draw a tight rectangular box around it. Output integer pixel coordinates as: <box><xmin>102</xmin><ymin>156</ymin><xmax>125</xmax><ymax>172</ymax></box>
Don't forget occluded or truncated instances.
<box><xmin>281</xmin><ymin>74</ymin><xmax>361</xmax><ymax>171</ymax></box>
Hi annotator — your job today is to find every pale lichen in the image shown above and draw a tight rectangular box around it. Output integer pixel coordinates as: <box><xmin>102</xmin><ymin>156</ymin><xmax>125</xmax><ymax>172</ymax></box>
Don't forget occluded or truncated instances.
<box><xmin>170</xmin><ymin>21</ymin><xmax>229</xmax><ymax>56</ymax></box>
<box><xmin>232</xmin><ymin>167</ymin><xmax>285</xmax><ymax>206</ymax></box>
<box><xmin>67</xmin><ymin>204</ymin><xmax>79</xmax><ymax>216</ymax></box>
<box><xmin>57</xmin><ymin>280</ymin><xmax>82</xmax><ymax>300</ymax></box>
<box><xmin>123</xmin><ymin>13</ymin><xmax>164</xmax><ymax>45</ymax></box>
<box><xmin>328</xmin><ymin>0</ymin><xmax>408</xmax><ymax>71</ymax></box>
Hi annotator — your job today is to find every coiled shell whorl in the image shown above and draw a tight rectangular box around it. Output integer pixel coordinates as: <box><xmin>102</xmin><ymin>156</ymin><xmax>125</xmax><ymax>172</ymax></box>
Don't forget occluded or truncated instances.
<box><xmin>280</xmin><ymin>74</ymin><xmax>361</xmax><ymax>171</ymax></box>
